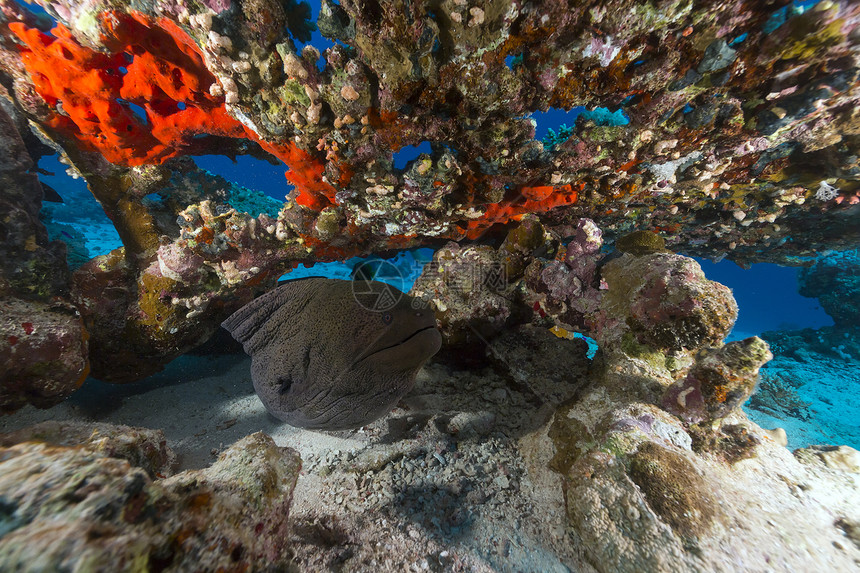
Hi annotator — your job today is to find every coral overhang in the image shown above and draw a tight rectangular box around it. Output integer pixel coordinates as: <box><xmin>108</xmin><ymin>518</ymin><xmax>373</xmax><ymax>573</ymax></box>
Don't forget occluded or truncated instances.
<box><xmin>1</xmin><ymin>0</ymin><xmax>859</xmax><ymax>383</ymax></box>
<box><xmin>9</xmin><ymin>8</ymin><xmax>580</xmax><ymax>245</ymax></box>
<box><xmin>10</xmin><ymin>11</ymin><xmax>342</xmax><ymax>217</ymax></box>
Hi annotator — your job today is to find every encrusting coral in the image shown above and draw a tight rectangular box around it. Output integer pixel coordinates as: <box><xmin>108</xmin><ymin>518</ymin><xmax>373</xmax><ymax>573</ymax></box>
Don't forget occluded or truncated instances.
<box><xmin>406</xmin><ymin>221</ymin><xmax>860</xmax><ymax>571</ymax></box>
<box><xmin>1</xmin><ymin>2</ymin><xmax>859</xmax><ymax>570</ymax></box>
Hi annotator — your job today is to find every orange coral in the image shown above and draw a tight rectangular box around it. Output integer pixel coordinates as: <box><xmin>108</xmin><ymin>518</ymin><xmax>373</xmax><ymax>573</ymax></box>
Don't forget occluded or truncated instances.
<box><xmin>10</xmin><ymin>11</ymin><xmax>334</xmax><ymax>204</ymax></box>
<box><xmin>463</xmin><ymin>183</ymin><xmax>581</xmax><ymax>240</ymax></box>
<box><xmin>270</xmin><ymin>142</ymin><xmax>338</xmax><ymax>209</ymax></box>
<box><xmin>10</xmin><ymin>13</ymin><xmax>244</xmax><ymax>164</ymax></box>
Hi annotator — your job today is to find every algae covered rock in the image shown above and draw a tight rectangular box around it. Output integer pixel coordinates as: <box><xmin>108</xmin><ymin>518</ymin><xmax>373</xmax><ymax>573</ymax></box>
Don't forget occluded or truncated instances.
<box><xmin>596</xmin><ymin>252</ymin><xmax>738</xmax><ymax>355</ymax></box>
<box><xmin>486</xmin><ymin>323</ymin><xmax>590</xmax><ymax>406</ymax></box>
<box><xmin>614</xmin><ymin>230</ymin><xmax>667</xmax><ymax>256</ymax></box>
<box><xmin>551</xmin><ymin>390</ymin><xmax>860</xmax><ymax>572</ymax></box>
<box><xmin>0</xmin><ymin>298</ymin><xmax>89</xmax><ymax>414</ymax></box>
<box><xmin>662</xmin><ymin>336</ymin><xmax>773</xmax><ymax>425</ymax></box>
<box><xmin>0</xmin><ymin>424</ymin><xmax>301</xmax><ymax>572</ymax></box>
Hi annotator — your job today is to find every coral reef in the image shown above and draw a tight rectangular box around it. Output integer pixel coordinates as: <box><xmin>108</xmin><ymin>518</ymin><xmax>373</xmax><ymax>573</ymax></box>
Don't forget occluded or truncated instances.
<box><xmin>747</xmin><ymin>370</ymin><xmax>813</xmax><ymax>421</ymax></box>
<box><xmin>4</xmin><ymin>322</ymin><xmax>858</xmax><ymax>571</ymax></box>
<box><xmin>799</xmin><ymin>249</ymin><xmax>860</xmax><ymax>328</ymax></box>
<box><xmin>411</xmin><ymin>241</ymin><xmax>515</xmax><ymax>347</ymax></box>
<box><xmin>0</xmin><ymin>422</ymin><xmax>301</xmax><ymax>572</ymax></box>
<box><xmin>0</xmin><ymin>2</ymin><xmax>857</xmax><ymax>568</ymax></box>
<box><xmin>663</xmin><ymin>337</ymin><xmax>773</xmax><ymax>425</ymax></box>
<box><xmin>413</xmin><ymin>216</ymin><xmax>777</xmax><ymax>465</ymax></box>
<box><xmin>413</xmin><ymin>216</ymin><xmax>738</xmax><ymax>376</ymax></box>
<box><xmin>748</xmin><ymin>325</ymin><xmax>860</xmax><ymax>449</ymax></box>
<box><xmin>0</xmin><ymin>0</ymin><xmax>856</xmax><ymax>386</ymax></box>
<box><xmin>591</xmin><ymin>251</ymin><xmax>738</xmax><ymax>360</ymax></box>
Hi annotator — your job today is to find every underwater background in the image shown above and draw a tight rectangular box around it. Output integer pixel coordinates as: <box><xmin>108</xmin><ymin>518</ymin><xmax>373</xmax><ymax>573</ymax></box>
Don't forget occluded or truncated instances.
<box><xmin>0</xmin><ymin>0</ymin><xmax>860</xmax><ymax>573</ymax></box>
<box><xmin>37</xmin><ymin>137</ymin><xmax>859</xmax><ymax>452</ymax></box>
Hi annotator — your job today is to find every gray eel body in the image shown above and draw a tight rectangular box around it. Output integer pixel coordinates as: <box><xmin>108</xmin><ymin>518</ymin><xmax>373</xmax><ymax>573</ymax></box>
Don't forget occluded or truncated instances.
<box><xmin>221</xmin><ymin>278</ymin><xmax>441</xmax><ymax>430</ymax></box>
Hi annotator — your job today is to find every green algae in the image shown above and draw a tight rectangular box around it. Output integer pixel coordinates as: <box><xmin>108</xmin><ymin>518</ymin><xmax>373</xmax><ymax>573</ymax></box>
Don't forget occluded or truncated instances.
<box><xmin>626</xmin><ymin>441</ymin><xmax>721</xmax><ymax>542</ymax></box>
<box><xmin>277</xmin><ymin>79</ymin><xmax>312</xmax><ymax>107</ymax></box>
<box><xmin>615</xmin><ymin>230</ymin><xmax>667</xmax><ymax>256</ymax></box>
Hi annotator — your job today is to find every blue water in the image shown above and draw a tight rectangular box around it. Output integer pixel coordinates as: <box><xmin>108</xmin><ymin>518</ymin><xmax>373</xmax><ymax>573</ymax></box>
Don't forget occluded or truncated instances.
<box><xmin>195</xmin><ymin>155</ymin><xmax>294</xmax><ymax>201</ymax></box>
<box><xmin>696</xmin><ymin>259</ymin><xmax>832</xmax><ymax>338</ymax></box>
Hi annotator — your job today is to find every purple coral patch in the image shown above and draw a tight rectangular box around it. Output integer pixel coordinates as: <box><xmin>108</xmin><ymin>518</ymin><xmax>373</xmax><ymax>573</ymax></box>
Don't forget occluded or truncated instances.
<box><xmin>202</xmin><ymin>0</ymin><xmax>232</xmax><ymax>13</ymax></box>
<box><xmin>662</xmin><ymin>376</ymin><xmax>707</xmax><ymax>424</ymax></box>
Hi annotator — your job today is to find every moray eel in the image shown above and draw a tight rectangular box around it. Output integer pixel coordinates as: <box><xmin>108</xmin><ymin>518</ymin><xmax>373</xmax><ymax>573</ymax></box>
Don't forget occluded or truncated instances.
<box><xmin>222</xmin><ymin>277</ymin><xmax>441</xmax><ymax>430</ymax></box>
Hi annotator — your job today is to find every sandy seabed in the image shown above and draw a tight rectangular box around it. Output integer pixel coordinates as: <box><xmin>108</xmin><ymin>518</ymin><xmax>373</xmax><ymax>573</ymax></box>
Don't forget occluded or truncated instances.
<box><xmin>1</xmin><ymin>347</ymin><xmax>586</xmax><ymax>571</ymax></box>
<box><xmin>3</xmin><ymin>330</ymin><xmax>859</xmax><ymax>572</ymax></box>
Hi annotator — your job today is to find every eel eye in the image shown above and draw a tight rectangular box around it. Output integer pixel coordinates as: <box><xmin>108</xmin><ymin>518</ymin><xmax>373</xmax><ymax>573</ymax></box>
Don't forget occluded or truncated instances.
<box><xmin>381</xmin><ymin>312</ymin><xmax>393</xmax><ymax>325</ymax></box>
<box><xmin>277</xmin><ymin>377</ymin><xmax>293</xmax><ymax>394</ymax></box>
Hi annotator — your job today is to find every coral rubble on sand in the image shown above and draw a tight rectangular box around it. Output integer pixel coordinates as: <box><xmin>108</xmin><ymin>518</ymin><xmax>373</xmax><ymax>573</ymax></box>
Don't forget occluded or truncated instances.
<box><xmin>2</xmin><ymin>321</ymin><xmax>859</xmax><ymax>571</ymax></box>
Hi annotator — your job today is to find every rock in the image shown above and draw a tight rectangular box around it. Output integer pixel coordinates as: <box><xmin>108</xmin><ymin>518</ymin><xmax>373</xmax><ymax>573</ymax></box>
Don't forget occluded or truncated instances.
<box><xmin>836</xmin><ymin>517</ymin><xmax>860</xmax><ymax>549</ymax></box>
<box><xmin>795</xmin><ymin>445</ymin><xmax>860</xmax><ymax>473</ymax></box>
<box><xmin>0</xmin><ymin>424</ymin><xmax>301</xmax><ymax>572</ymax></box>
<box><xmin>662</xmin><ymin>337</ymin><xmax>773</xmax><ymax>425</ymax></box>
<box><xmin>564</xmin><ymin>450</ymin><xmax>694</xmax><ymax>572</ymax></box>
<box><xmin>446</xmin><ymin>410</ymin><xmax>496</xmax><ymax>438</ymax></box>
<box><xmin>0</xmin><ymin>102</ymin><xmax>87</xmax><ymax>413</ymax></box>
<box><xmin>596</xmin><ymin>253</ymin><xmax>738</xmax><ymax>356</ymax></box>
<box><xmin>0</xmin><ymin>103</ymin><xmax>69</xmax><ymax>302</ymax></box>
<box><xmin>498</xmin><ymin>215</ymin><xmax>548</xmax><ymax>279</ymax></box>
<box><xmin>487</xmin><ymin>324</ymin><xmax>590</xmax><ymax>406</ymax></box>
<box><xmin>0</xmin><ymin>298</ymin><xmax>89</xmax><ymax>413</ymax></box>
<box><xmin>819</xmin><ymin>446</ymin><xmax>860</xmax><ymax>473</ymax></box>
<box><xmin>763</xmin><ymin>427</ymin><xmax>789</xmax><ymax>447</ymax></box>
<box><xmin>799</xmin><ymin>250</ymin><xmax>860</xmax><ymax>328</ymax></box>
<box><xmin>527</xmin><ymin>217</ymin><xmax>604</xmax><ymax>331</ymax></box>
<box><xmin>411</xmin><ymin>241</ymin><xmax>512</xmax><ymax>346</ymax></box>
<box><xmin>614</xmin><ymin>229</ymin><xmax>668</xmax><ymax>256</ymax></box>
<box><xmin>551</xmin><ymin>390</ymin><xmax>860</xmax><ymax>572</ymax></box>
<box><xmin>0</xmin><ymin>421</ymin><xmax>175</xmax><ymax>478</ymax></box>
